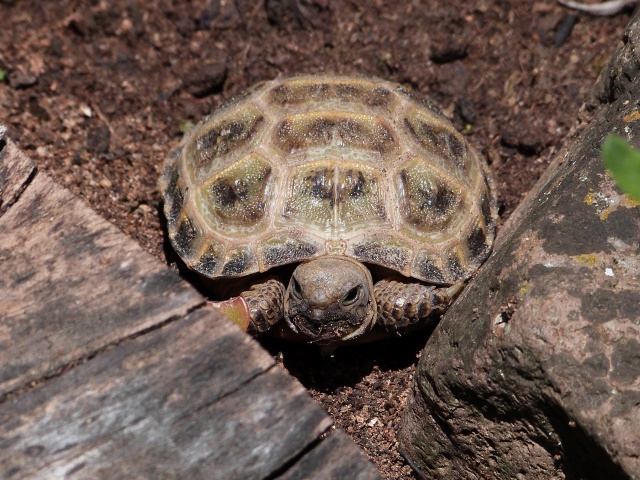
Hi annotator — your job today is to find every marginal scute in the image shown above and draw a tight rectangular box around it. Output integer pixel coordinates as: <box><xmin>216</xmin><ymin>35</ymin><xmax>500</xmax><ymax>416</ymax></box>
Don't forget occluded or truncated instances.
<box><xmin>413</xmin><ymin>251</ymin><xmax>447</xmax><ymax>284</ymax></box>
<box><xmin>187</xmin><ymin>105</ymin><xmax>265</xmax><ymax>175</ymax></box>
<box><xmin>258</xmin><ymin>236</ymin><xmax>320</xmax><ymax>270</ymax></box>
<box><xmin>351</xmin><ymin>237</ymin><xmax>412</xmax><ymax>275</ymax></box>
<box><xmin>334</xmin><ymin>83</ymin><xmax>392</xmax><ymax>107</ymax></box>
<box><xmin>194</xmin><ymin>241</ymin><xmax>225</xmax><ymax>277</ymax></box>
<box><xmin>395</xmin><ymin>85</ymin><xmax>444</xmax><ymax>116</ymax></box>
<box><xmin>445</xmin><ymin>247</ymin><xmax>466</xmax><ymax>281</ymax></box>
<box><xmin>465</xmin><ymin>221</ymin><xmax>489</xmax><ymax>262</ymax></box>
<box><xmin>222</xmin><ymin>246</ymin><xmax>257</xmax><ymax>277</ymax></box>
<box><xmin>162</xmin><ymin>158</ymin><xmax>180</xmax><ymax>197</ymax></box>
<box><xmin>167</xmin><ymin>184</ymin><xmax>185</xmax><ymax>227</ymax></box>
<box><xmin>270</xmin><ymin>82</ymin><xmax>330</xmax><ymax>105</ymax></box>
<box><xmin>173</xmin><ymin>214</ymin><xmax>200</xmax><ymax>261</ymax></box>
<box><xmin>273</xmin><ymin>112</ymin><xmax>397</xmax><ymax>156</ymax></box>
<box><xmin>197</xmin><ymin>153</ymin><xmax>273</xmax><ymax>235</ymax></box>
<box><xmin>480</xmin><ymin>188</ymin><xmax>494</xmax><ymax>233</ymax></box>
<box><xmin>161</xmin><ymin>161</ymin><xmax>184</xmax><ymax>226</ymax></box>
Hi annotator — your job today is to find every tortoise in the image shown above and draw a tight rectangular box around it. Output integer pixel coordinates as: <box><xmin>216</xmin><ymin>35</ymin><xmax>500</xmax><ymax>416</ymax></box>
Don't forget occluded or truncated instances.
<box><xmin>160</xmin><ymin>74</ymin><xmax>496</xmax><ymax>348</ymax></box>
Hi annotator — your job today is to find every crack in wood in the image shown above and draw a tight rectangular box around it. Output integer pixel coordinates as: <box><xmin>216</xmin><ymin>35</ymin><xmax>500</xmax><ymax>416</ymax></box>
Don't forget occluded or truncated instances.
<box><xmin>266</xmin><ymin>425</ymin><xmax>333</xmax><ymax>480</ymax></box>
<box><xmin>0</xmin><ymin>138</ymin><xmax>38</xmax><ymax>217</ymax></box>
<box><xmin>0</xmin><ymin>301</ymin><xmax>209</xmax><ymax>405</ymax></box>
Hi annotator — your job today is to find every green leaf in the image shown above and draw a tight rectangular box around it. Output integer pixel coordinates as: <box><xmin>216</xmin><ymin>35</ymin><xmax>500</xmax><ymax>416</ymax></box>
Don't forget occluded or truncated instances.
<box><xmin>178</xmin><ymin>119</ymin><xmax>194</xmax><ymax>135</ymax></box>
<box><xmin>602</xmin><ymin>135</ymin><xmax>640</xmax><ymax>202</ymax></box>
<box><xmin>0</xmin><ymin>70</ymin><xmax>6</xmax><ymax>82</ymax></box>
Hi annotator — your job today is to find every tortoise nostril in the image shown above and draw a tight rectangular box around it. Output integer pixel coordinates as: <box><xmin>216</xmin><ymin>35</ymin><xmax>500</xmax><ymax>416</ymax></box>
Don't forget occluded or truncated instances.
<box><xmin>342</xmin><ymin>285</ymin><xmax>361</xmax><ymax>306</ymax></box>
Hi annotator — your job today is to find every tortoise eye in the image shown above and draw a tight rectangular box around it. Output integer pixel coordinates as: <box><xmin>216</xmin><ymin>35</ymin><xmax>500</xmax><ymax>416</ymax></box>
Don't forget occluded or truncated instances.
<box><xmin>342</xmin><ymin>285</ymin><xmax>361</xmax><ymax>306</ymax></box>
<box><xmin>291</xmin><ymin>277</ymin><xmax>303</xmax><ymax>299</ymax></box>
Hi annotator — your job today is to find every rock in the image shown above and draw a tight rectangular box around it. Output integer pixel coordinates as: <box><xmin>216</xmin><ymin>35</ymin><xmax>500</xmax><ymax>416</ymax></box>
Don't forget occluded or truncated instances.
<box><xmin>184</xmin><ymin>62</ymin><xmax>227</xmax><ymax>99</ymax></box>
<box><xmin>399</xmin><ymin>12</ymin><xmax>640</xmax><ymax>480</ymax></box>
<box><xmin>499</xmin><ymin>113</ymin><xmax>546</xmax><ymax>154</ymax></box>
<box><xmin>8</xmin><ymin>71</ymin><xmax>38</xmax><ymax>89</ymax></box>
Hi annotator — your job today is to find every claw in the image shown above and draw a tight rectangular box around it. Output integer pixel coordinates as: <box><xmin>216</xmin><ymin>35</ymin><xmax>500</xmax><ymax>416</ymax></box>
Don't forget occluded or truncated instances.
<box><xmin>445</xmin><ymin>281</ymin><xmax>466</xmax><ymax>301</ymax></box>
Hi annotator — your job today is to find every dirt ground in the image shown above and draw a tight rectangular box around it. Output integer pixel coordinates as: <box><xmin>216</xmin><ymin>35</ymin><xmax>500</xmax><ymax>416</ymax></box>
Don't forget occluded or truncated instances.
<box><xmin>0</xmin><ymin>1</ymin><xmax>633</xmax><ymax>477</ymax></box>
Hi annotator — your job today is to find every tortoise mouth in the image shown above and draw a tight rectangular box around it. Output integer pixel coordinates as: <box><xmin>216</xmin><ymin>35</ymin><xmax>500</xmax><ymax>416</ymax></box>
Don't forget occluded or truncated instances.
<box><xmin>288</xmin><ymin>310</ymin><xmax>371</xmax><ymax>344</ymax></box>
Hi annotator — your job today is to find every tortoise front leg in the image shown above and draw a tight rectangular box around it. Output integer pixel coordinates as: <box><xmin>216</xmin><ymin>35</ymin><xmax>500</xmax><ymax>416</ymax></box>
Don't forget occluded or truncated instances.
<box><xmin>374</xmin><ymin>279</ymin><xmax>463</xmax><ymax>334</ymax></box>
<box><xmin>240</xmin><ymin>278</ymin><xmax>286</xmax><ymax>334</ymax></box>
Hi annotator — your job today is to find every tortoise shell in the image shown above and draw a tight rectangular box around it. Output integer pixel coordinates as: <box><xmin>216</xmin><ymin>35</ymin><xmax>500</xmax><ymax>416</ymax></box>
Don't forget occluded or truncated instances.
<box><xmin>160</xmin><ymin>75</ymin><xmax>496</xmax><ymax>285</ymax></box>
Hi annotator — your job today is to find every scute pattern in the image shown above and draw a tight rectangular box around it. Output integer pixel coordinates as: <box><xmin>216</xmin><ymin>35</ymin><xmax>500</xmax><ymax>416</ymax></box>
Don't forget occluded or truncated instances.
<box><xmin>197</xmin><ymin>153</ymin><xmax>273</xmax><ymax>235</ymax></box>
<box><xmin>336</xmin><ymin>167</ymin><xmax>387</xmax><ymax>230</ymax></box>
<box><xmin>269</xmin><ymin>78</ymin><xmax>394</xmax><ymax>108</ymax></box>
<box><xmin>405</xmin><ymin>109</ymin><xmax>469</xmax><ymax>175</ymax></box>
<box><xmin>351</xmin><ymin>237</ymin><xmax>412</xmax><ymax>276</ymax></box>
<box><xmin>282</xmin><ymin>162</ymin><xmax>388</xmax><ymax>236</ymax></box>
<box><xmin>413</xmin><ymin>252</ymin><xmax>447</xmax><ymax>284</ymax></box>
<box><xmin>274</xmin><ymin>112</ymin><xmax>397</xmax><ymax>156</ymax></box>
<box><xmin>174</xmin><ymin>215</ymin><xmax>200</xmax><ymax>260</ymax></box>
<box><xmin>284</xmin><ymin>162</ymin><xmax>335</xmax><ymax>232</ymax></box>
<box><xmin>222</xmin><ymin>246</ymin><xmax>257</xmax><ymax>276</ymax></box>
<box><xmin>194</xmin><ymin>241</ymin><xmax>224</xmax><ymax>277</ymax></box>
<box><xmin>397</xmin><ymin>159</ymin><xmax>465</xmax><ymax>236</ymax></box>
<box><xmin>258</xmin><ymin>236</ymin><xmax>320</xmax><ymax>270</ymax></box>
<box><xmin>188</xmin><ymin>105</ymin><xmax>265</xmax><ymax>179</ymax></box>
<box><xmin>160</xmin><ymin>74</ymin><xmax>496</xmax><ymax>283</ymax></box>
<box><xmin>465</xmin><ymin>223</ymin><xmax>490</xmax><ymax>260</ymax></box>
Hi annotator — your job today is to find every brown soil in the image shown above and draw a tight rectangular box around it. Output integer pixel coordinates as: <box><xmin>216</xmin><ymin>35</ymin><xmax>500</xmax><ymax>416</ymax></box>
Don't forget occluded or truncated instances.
<box><xmin>0</xmin><ymin>1</ymin><xmax>632</xmax><ymax>477</ymax></box>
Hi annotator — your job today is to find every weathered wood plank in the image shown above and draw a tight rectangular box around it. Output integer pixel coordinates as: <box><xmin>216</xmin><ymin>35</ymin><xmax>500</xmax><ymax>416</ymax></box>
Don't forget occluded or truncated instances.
<box><xmin>0</xmin><ymin>307</ymin><xmax>334</xmax><ymax>480</ymax></box>
<box><xmin>0</xmin><ymin>169</ymin><xmax>204</xmax><ymax>396</ymax></box>
<box><xmin>0</xmin><ymin>140</ymin><xmax>382</xmax><ymax>479</ymax></box>
<box><xmin>0</xmin><ymin>137</ymin><xmax>36</xmax><ymax>217</ymax></box>
<box><xmin>277</xmin><ymin>430</ymin><xmax>383</xmax><ymax>480</ymax></box>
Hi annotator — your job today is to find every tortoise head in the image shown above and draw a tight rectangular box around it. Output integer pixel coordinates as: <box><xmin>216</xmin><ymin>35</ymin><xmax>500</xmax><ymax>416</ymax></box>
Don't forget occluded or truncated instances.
<box><xmin>284</xmin><ymin>256</ymin><xmax>376</xmax><ymax>344</ymax></box>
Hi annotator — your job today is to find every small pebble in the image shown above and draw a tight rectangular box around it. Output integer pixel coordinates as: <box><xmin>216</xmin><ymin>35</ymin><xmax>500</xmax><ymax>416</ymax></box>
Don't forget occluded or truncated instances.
<box><xmin>136</xmin><ymin>204</ymin><xmax>152</xmax><ymax>214</ymax></box>
<box><xmin>9</xmin><ymin>72</ymin><xmax>38</xmax><ymax>89</ymax></box>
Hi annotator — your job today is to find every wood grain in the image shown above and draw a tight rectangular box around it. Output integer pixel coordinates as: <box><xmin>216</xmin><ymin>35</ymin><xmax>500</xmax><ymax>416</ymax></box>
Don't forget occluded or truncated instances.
<box><xmin>0</xmin><ymin>307</ymin><xmax>333</xmax><ymax>479</ymax></box>
<box><xmin>0</xmin><ymin>138</ymin><xmax>36</xmax><ymax>217</ymax></box>
<box><xmin>277</xmin><ymin>430</ymin><xmax>383</xmax><ymax>480</ymax></box>
<box><xmin>0</xmin><ymin>141</ymin><xmax>381</xmax><ymax>478</ymax></box>
<box><xmin>0</xmin><ymin>167</ymin><xmax>203</xmax><ymax>396</ymax></box>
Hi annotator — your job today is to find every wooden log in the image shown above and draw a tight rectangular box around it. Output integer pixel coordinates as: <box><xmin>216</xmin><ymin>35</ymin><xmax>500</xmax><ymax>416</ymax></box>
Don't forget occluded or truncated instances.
<box><xmin>0</xmin><ymin>144</ymin><xmax>203</xmax><ymax>397</ymax></box>
<box><xmin>277</xmin><ymin>430</ymin><xmax>382</xmax><ymax>480</ymax></box>
<box><xmin>0</xmin><ymin>307</ymin><xmax>336</xmax><ymax>479</ymax></box>
<box><xmin>0</xmin><ymin>139</ymin><xmax>381</xmax><ymax>478</ymax></box>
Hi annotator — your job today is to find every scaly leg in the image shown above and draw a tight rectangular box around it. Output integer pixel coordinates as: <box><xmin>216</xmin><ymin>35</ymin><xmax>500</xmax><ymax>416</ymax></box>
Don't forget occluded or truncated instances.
<box><xmin>374</xmin><ymin>279</ymin><xmax>463</xmax><ymax>334</ymax></box>
<box><xmin>240</xmin><ymin>278</ymin><xmax>286</xmax><ymax>334</ymax></box>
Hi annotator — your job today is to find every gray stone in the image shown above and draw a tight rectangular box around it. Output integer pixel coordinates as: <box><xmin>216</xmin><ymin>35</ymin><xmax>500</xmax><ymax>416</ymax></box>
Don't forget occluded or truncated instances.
<box><xmin>399</xmin><ymin>12</ymin><xmax>640</xmax><ymax>480</ymax></box>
